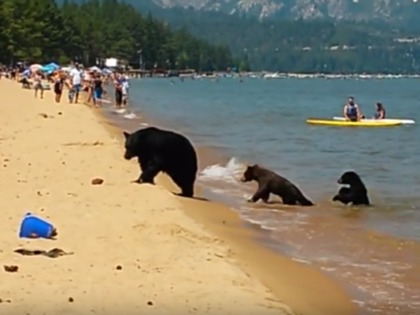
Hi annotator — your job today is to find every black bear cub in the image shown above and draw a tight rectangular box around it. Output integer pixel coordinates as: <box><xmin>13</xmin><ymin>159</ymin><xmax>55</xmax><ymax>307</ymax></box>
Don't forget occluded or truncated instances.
<box><xmin>123</xmin><ymin>127</ymin><xmax>198</xmax><ymax>198</ymax></box>
<box><xmin>240</xmin><ymin>164</ymin><xmax>314</xmax><ymax>206</ymax></box>
<box><xmin>333</xmin><ymin>171</ymin><xmax>370</xmax><ymax>206</ymax></box>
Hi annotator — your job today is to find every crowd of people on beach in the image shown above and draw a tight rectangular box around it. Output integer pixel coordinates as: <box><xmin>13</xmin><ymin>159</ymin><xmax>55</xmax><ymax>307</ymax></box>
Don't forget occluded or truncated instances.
<box><xmin>0</xmin><ymin>62</ymin><xmax>130</xmax><ymax>109</ymax></box>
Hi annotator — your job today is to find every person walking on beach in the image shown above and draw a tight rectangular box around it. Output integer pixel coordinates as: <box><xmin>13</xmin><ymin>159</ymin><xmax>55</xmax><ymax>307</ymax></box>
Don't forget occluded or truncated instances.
<box><xmin>83</xmin><ymin>69</ymin><xmax>93</xmax><ymax>103</ymax></box>
<box><xmin>33</xmin><ymin>71</ymin><xmax>44</xmax><ymax>99</ymax></box>
<box><xmin>53</xmin><ymin>72</ymin><xmax>66</xmax><ymax>103</ymax></box>
<box><xmin>69</xmin><ymin>63</ymin><xmax>82</xmax><ymax>104</ymax></box>
<box><xmin>92</xmin><ymin>72</ymin><xmax>104</xmax><ymax>108</ymax></box>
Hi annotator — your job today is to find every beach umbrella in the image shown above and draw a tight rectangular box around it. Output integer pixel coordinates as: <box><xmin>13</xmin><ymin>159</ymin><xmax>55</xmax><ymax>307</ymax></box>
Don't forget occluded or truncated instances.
<box><xmin>101</xmin><ymin>68</ymin><xmax>112</xmax><ymax>75</ymax></box>
<box><xmin>41</xmin><ymin>66</ymin><xmax>52</xmax><ymax>73</ymax></box>
<box><xmin>46</xmin><ymin>62</ymin><xmax>59</xmax><ymax>69</ymax></box>
<box><xmin>30</xmin><ymin>64</ymin><xmax>42</xmax><ymax>71</ymax></box>
<box><xmin>89</xmin><ymin>66</ymin><xmax>101</xmax><ymax>72</ymax></box>
<box><xmin>41</xmin><ymin>62</ymin><xmax>60</xmax><ymax>73</ymax></box>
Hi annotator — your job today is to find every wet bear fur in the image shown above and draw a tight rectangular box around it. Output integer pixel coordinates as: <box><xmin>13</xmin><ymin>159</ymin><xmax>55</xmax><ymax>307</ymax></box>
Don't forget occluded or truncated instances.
<box><xmin>240</xmin><ymin>164</ymin><xmax>314</xmax><ymax>206</ymax></box>
<box><xmin>123</xmin><ymin>127</ymin><xmax>198</xmax><ymax>198</ymax></box>
<box><xmin>333</xmin><ymin>171</ymin><xmax>370</xmax><ymax>206</ymax></box>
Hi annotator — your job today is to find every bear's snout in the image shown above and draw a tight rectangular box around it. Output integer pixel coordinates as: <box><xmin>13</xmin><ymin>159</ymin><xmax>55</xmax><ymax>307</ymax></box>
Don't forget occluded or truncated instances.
<box><xmin>124</xmin><ymin>150</ymin><xmax>134</xmax><ymax>160</ymax></box>
<box><xmin>337</xmin><ymin>178</ymin><xmax>342</xmax><ymax>184</ymax></box>
<box><xmin>240</xmin><ymin>176</ymin><xmax>247</xmax><ymax>182</ymax></box>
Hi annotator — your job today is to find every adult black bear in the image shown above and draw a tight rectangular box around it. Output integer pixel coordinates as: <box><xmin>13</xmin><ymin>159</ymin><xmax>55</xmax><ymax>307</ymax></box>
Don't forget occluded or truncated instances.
<box><xmin>240</xmin><ymin>164</ymin><xmax>314</xmax><ymax>206</ymax></box>
<box><xmin>123</xmin><ymin>127</ymin><xmax>198</xmax><ymax>198</ymax></box>
<box><xmin>333</xmin><ymin>171</ymin><xmax>370</xmax><ymax>206</ymax></box>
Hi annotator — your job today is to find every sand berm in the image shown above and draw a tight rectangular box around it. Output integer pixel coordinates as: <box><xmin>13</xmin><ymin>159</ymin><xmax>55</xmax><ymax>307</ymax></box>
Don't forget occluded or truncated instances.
<box><xmin>0</xmin><ymin>79</ymin><xmax>356</xmax><ymax>315</ymax></box>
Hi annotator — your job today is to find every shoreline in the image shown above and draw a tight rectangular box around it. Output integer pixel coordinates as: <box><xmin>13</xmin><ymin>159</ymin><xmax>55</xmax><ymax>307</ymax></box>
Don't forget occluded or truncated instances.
<box><xmin>127</xmin><ymin>72</ymin><xmax>420</xmax><ymax>80</ymax></box>
<box><xmin>96</xmin><ymin>87</ymin><xmax>357</xmax><ymax>314</ymax></box>
<box><xmin>107</xmin><ymin>77</ymin><xmax>420</xmax><ymax>315</ymax></box>
<box><xmin>0</xmin><ymin>79</ymin><xmax>356</xmax><ymax>315</ymax></box>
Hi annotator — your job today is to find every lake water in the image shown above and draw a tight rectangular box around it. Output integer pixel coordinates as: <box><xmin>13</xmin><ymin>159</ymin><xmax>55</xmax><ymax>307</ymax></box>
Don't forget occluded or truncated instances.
<box><xmin>109</xmin><ymin>77</ymin><xmax>420</xmax><ymax>315</ymax></box>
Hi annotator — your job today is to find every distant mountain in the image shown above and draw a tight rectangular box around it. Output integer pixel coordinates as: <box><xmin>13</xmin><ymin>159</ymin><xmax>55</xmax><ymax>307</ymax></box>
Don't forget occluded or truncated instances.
<box><xmin>145</xmin><ymin>0</ymin><xmax>420</xmax><ymax>23</ymax></box>
<box><xmin>55</xmin><ymin>1</ymin><xmax>420</xmax><ymax>30</ymax></box>
<box><xmin>54</xmin><ymin>0</ymin><xmax>420</xmax><ymax>72</ymax></box>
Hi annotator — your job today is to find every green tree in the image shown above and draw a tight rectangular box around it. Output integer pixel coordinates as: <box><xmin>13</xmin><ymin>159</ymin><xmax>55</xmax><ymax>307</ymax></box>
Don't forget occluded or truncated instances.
<box><xmin>0</xmin><ymin>0</ymin><xmax>237</xmax><ymax>71</ymax></box>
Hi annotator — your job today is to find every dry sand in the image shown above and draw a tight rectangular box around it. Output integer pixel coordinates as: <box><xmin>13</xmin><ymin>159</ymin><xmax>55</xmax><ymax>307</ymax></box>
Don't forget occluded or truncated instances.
<box><xmin>0</xmin><ymin>79</ymin><xmax>356</xmax><ymax>315</ymax></box>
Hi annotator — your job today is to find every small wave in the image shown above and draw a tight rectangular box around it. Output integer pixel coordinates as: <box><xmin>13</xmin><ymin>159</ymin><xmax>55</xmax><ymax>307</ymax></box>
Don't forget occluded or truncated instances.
<box><xmin>199</xmin><ymin>157</ymin><xmax>245</xmax><ymax>183</ymax></box>
<box><xmin>206</xmin><ymin>187</ymin><xmax>229</xmax><ymax>195</ymax></box>
<box><xmin>242</xmin><ymin>216</ymin><xmax>280</xmax><ymax>231</ymax></box>
<box><xmin>114</xmin><ymin>108</ymin><xmax>127</xmax><ymax>114</ymax></box>
<box><xmin>352</xmin><ymin>299</ymin><xmax>366</xmax><ymax>306</ymax></box>
<box><xmin>199</xmin><ymin>157</ymin><xmax>310</xmax><ymax>231</ymax></box>
<box><xmin>123</xmin><ymin>112</ymin><xmax>137</xmax><ymax>120</ymax></box>
<box><xmin>292</xmin><ymin>257</ymin><xmax>312</xmax><ymax>264</ymax></box>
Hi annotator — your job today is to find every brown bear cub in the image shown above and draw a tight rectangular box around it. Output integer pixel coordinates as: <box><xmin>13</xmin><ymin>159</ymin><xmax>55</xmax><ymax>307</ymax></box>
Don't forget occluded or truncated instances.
<box><xmin>240</xmin><ymin>164</ymin><xmax>314</xmax><ymax>206</ymax></box>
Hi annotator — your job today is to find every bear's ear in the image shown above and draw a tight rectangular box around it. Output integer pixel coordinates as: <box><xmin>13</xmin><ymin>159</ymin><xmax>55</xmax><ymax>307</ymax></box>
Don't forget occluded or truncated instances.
<box><xmin>123</xmin><ymin>131</ymin><xmax>130</xmax><ymax>140</ymax></box>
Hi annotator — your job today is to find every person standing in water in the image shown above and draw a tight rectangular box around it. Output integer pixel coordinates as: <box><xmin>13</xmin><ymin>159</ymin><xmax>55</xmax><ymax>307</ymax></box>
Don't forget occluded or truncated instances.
<box><xmin>373</xmin><ymin>102</ymin><xmax>386</xmax><ymax>119</ymax></box>
<box><xmin>113</xmin><ymin>73</ymin><xmax>123</xmax><ymax>109</ymax></box>
<box><xmin>121</xmin><ymin>74</ymin><xmax>129</xmax><ymax>107</ymax></box>
<box><xmin>343</xmin><ymin>96</ymin><xmax>362</xmax><ymax>121</ymax></box>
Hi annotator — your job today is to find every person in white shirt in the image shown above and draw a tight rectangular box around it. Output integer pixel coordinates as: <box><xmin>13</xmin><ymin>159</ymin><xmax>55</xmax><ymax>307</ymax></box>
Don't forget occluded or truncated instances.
<box><xmin>69</xmin><ymin>63</ymin><xmax>82</xmax><ymax>103</ymax></box>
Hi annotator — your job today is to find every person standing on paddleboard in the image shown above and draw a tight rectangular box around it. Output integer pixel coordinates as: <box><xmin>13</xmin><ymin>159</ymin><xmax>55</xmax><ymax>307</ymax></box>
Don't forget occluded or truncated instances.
<box><xmin>343</xmin><ymin>96</ymin><xmax>363</xmax><ymax>121</ymax></box>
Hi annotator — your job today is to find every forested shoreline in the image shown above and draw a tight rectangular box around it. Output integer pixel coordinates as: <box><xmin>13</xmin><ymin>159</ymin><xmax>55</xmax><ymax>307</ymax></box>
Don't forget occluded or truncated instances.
<box><xmin>3</xmin><ymin>0</ymin><xmax>420</xmax><ymax>73</ymax></box>
<box><xmin>0</xmin><ymin>0</ymin><xmax>240</xmax><ymax>71</ymax></box>
<box><xmin>133</xmin><ymin>4</ymin><xmax>420</xmax><ymax>73</ymax></box>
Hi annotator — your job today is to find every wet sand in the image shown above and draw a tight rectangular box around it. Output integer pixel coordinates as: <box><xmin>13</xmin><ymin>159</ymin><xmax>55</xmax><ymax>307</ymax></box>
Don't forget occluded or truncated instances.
<box><xmin>0</xmin><ymin>79</ymin><xmax>355</xmax><ymax>315</ymax></box>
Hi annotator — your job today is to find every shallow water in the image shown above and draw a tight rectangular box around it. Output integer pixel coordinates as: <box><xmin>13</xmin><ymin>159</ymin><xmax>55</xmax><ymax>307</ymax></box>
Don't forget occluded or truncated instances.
<box><xmin>114</xmin><ymin>77</ymin><xmax>420</xmax><ymax>315</ymax></box>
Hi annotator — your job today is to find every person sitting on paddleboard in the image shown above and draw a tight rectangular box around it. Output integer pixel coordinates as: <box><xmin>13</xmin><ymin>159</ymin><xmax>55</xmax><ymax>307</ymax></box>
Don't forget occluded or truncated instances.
<box><xmin>374</xmin><ymin>102</ymin><xmax>386</xmax><ymax>119</ymax></box>
<box><xmin>343</xmin><ymin>96</ymin><xmax>363</xmax><ymax>121</ymax></box>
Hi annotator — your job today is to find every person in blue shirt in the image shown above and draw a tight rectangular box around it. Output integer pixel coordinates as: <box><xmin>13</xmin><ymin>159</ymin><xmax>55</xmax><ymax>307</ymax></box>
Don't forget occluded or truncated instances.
<box><xmin>373</xmin><ymin>102</ymin><xmax>386</xmax><ymax>119</ymax></box>
<box><xmin>343</xmin><ymin>96</ymin><xmax>362</xmax><ymax>121</ymax></box>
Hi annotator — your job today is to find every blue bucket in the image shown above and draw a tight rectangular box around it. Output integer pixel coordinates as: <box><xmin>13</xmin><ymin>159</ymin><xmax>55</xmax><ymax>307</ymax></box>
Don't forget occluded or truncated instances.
<box><xmin>19</xmin><ymin>213</ymin><xmax>55</xmax><ymax>239</ymax></box>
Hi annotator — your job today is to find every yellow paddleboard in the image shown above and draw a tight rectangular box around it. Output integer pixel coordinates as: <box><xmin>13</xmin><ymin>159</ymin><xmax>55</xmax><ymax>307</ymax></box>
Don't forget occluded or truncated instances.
<box><xmin>306</xmin><ymin>119</ymin><xmax>402</xmax><ymax>127</ymax></box>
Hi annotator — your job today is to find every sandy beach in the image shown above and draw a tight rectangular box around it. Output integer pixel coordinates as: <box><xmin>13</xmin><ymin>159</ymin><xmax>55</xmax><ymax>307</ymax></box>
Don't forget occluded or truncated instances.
<box><xmin>0</xmin><ymin>79</ymin><xmax>356</xmax><ymax>315</ymax></box>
